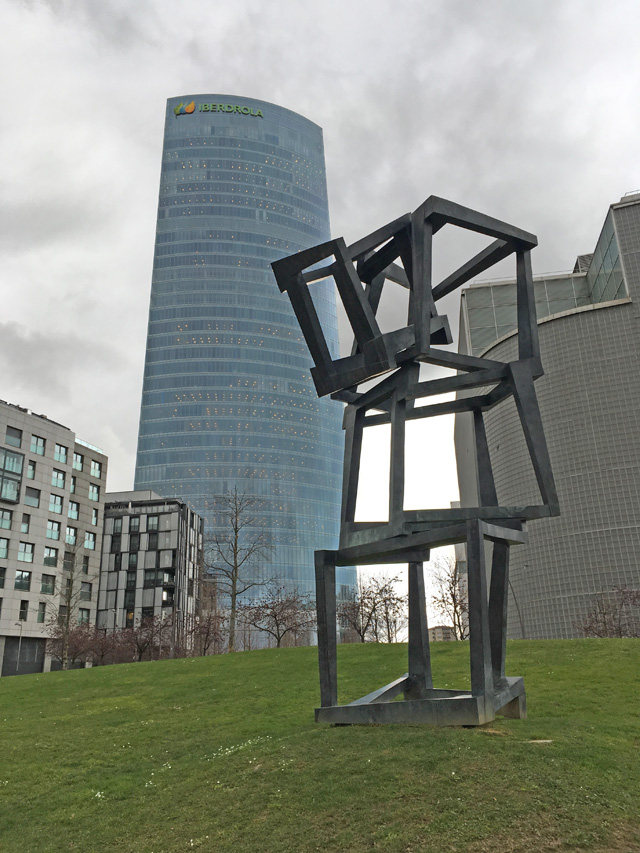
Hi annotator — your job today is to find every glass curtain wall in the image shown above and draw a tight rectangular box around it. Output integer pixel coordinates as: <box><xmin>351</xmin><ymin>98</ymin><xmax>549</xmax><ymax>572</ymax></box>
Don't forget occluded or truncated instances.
<box><xmin>134</xmin><ymin>96</ymin><xmax>354</xmax><ymax>595</ymax></box>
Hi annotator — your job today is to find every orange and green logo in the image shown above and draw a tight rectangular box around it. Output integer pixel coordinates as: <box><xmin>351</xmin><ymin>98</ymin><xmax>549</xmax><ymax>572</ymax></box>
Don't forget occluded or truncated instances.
<box><xmin>174</xmin><ymin>100</ymin><xmax>195</xmax><ymax>118</ymax></box>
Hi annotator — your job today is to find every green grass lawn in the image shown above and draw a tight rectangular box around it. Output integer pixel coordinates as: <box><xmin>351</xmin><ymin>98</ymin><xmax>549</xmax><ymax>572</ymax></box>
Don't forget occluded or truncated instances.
<box><xmin>0</xmin><ymin>640</ymin><xmax>639</xmax><ymax>852</ymax></box>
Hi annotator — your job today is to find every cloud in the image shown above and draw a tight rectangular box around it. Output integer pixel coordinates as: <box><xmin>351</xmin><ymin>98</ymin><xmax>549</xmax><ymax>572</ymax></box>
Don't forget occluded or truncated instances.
<box><xmin>2</xmin><ymin>0</ymin><xmax>640</xmax><ymax>495</ymax></box>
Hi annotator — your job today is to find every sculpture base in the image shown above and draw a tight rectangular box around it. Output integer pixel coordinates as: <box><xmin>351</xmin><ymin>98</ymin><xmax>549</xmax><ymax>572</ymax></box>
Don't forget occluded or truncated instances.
<box><xmin>316</xmin><ymin>677</ymin><xmax>526</xmax><ymax>727</ymax></box>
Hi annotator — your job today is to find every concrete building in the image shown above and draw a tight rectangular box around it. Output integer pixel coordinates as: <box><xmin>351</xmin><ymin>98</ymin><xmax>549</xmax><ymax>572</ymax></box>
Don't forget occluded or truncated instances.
<box><xmin>134</xmin><ymin>95</ymin><xmax>354</xmax><ymax>599</ymax></box>
<box><xmin>98</xmin><ymin>491</ymin><xmax>203</xmax><ymax>651</ymax></box>
<box><xmin>454</xmin><ymin>192</ymin><xmax>640</xmax><ymax>638</ymax></box>
<box><xmin>0</xmin><ymin>400</ymin><xmax>107</xmax><ymax>675</ymax></box>
<box><xmin>428</xmin><ymin>625</ymin><xmax>456</xmax><ymax>642</ymax></box>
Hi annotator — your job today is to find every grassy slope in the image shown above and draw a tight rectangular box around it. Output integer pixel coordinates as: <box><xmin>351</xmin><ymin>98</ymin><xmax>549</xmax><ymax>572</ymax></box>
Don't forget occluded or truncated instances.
<box><xmin>0</xmin><ymin>640</ymin><xmax>638</xmax><ymax>853</ymax></box>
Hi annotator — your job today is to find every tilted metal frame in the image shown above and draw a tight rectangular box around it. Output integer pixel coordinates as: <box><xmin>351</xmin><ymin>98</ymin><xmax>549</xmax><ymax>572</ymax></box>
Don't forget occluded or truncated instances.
<box><xmin>272</xmin><ymin>195</ymin><xmax>559</xmax><ymax>726</ymax></box>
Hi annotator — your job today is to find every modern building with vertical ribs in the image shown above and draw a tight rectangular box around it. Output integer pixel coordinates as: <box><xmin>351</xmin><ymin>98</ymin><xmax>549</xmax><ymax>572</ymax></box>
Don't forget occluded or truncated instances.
<box><xmin>134</xmin><ymin>95</ymin><xmax>354</xmax><ymax>597</ymax></box>
<box><xmin>97</xmin><ymin>490</ymin><xmax>203</xmax><ymax>652</ymax></box>
<box><xmin>454</xmin><ymin>192</ymin><xmax>640</xmax><ymax>638</ymax></box>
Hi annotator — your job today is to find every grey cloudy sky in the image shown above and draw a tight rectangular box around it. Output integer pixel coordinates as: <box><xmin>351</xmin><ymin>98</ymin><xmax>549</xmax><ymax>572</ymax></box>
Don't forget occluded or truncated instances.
<box><xmin>2</xmin><ymin>0</ymin><xmax>640</xmax><ymax>504</ymax></box>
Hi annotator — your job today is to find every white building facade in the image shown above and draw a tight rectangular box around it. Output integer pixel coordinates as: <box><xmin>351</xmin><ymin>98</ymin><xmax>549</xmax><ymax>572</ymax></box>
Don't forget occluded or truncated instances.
<box><xmin>0</xmin><ymin>400</ymin><xmax>107</xmax><ymax>675</ymax></box>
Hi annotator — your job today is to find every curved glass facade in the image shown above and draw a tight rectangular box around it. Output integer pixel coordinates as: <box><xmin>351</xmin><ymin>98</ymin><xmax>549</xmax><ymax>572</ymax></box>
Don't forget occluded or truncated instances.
<box><xmin>134</xmin><ymin>95</ymin><xmax>354</xmax><ymax>594</ymax></box>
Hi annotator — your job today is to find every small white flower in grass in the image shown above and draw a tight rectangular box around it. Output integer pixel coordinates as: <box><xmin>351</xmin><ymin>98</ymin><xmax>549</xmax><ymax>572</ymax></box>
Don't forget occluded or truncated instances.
<box><xmin>94</xmin><ymin>791</ymin><xmax>105</xmax><ymax>799</ymax></box>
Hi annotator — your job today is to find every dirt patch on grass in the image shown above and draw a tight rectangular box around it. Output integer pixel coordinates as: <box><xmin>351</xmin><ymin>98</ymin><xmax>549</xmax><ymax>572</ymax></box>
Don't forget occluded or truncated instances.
<box><xmin>462</xmin><ymin>820</ymin><xmax>640</xmax><ymax>853</ymax></box>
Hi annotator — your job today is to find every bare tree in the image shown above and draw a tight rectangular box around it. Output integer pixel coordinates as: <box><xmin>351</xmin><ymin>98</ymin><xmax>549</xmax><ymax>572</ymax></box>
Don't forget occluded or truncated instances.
<box><xmin>194</xmin><ymin>579</ymin><xmax>226</xmax><ymax>655</ymax></box>
<box><xmin>204</xmin><ymin>489</ymin><xmax>273</xmax><ymax>652</ymax></box>
<box><xmin>240</xmin><ymin>586</ymin><xmax>316</xmax><ymax>648</ymax></box>
<box><xmin>430</xmin><ymin>555</ymin><xmax>469</xmax><ymax>640</ymax></box>
<box><xmin>338</xmin><ymin>574</ymin><xmax>406</xmax><ymax>643</ymax></box>
<box><xmin>369</xmin><ymin>576</ymin><xmax>407</xmax><ymax>643</ymax></box>
<box><xmin>45</xmin><ymin>545</ymin><xmax>93</xmax><ymax>669</ymax></box>
<box><xmin>338</xmin><ymin>576</ymin><xmax>378</xmax><ymax>642</ymax></box>
<box><xmin>574</xmin><ymin>586</ymin><xmax>640</xmax><ymax>638</ymax></box>
<box><xmin>46</xmin><ymin>622</ymin><xmax>94</xmax><ymax>669</ymax></box>
<box><xmin>86</xmin><ymin>626</ymin><xmax>129</xmax><ymax>666</ymax></box>
<box><xmin>123</xmin><ymin>614</ymin><xmax>167</xmax><ymax>662</ymax></box>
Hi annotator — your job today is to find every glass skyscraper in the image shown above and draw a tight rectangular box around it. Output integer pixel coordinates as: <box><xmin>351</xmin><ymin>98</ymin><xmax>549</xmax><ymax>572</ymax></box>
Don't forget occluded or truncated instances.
<box><xmin>134</xmin><ymin>95</ymin><xmax>354</xmax><ymax>595</ymax></box>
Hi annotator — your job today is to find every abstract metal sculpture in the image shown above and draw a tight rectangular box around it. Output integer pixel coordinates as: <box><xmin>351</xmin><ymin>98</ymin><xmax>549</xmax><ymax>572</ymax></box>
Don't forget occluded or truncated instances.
<box><xmin>272</xmin><ymin>196</ymin><xmax>559</xmax><ymax>726</ymax></box>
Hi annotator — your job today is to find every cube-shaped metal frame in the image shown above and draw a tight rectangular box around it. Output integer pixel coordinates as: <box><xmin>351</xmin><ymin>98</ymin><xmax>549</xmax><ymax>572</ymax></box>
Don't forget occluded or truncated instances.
<box><xmin>272</xmin><ymin>195</ymin><xmax>559</xmax><ymax>726</ymax></box>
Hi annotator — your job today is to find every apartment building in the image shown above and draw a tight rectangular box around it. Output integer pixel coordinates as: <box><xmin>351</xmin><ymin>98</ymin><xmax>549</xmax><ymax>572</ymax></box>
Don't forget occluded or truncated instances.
<box><xmin>98</xmin><ymin>491</ymin><xmax>203</xmax><ymax>651</ymax></box>
<box><xmin>0</xmin><ymin>400</ymin><xmax>107</xmax><ymax>675</ymax></box>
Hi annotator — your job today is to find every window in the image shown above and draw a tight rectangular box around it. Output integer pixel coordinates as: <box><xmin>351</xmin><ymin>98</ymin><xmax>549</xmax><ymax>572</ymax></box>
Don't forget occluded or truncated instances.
<box><xmin>0</xmin><ymin>567</ymin><xmax>4</xmax><ymax>587</ymax></box>
<box><xmin>46</xmin><ymin>520</ymin><xmax>61</xmax><ymax>540</ymax></box>
<box><xmin>141</xmin><ymin>607</ymin><xmax>154</xmax><ymax>621</ymax></box>
<box><xmin>30</xmin><ymin>435</ymin><xmax>45</xmax><ymax>455</ymax></box>
<box><xmin>49</xmin><ymin>494</ymin><xmax>63</xmax><ymax>514</ymax></box>
<box><xmin>148</xmin><ymin>531</ymin><xmax>158</xmax><ymax>551</ymax></box>
<box><xmin>124</xmin><ymin>590</ymin><xmax>135</xmax><ymax>608</ymax></box>
<box><xmin>70</xmin><ymin>476</ymin><xmax>76</xmax><ymax>494</ymax></box>
<box><xmin>84</xmin><ymin>531</ymin><xmax>96</xmax><ymax>550</ymax></box>
<box><xmin>147</xmin><ymin>515</ymin><xmax>159</xmax><ymax>532</ymax></box>
<box><xmin>113</xmin><ymin>553</ymin><xmax>122</xmax><ymax>571</ymax></box>
<box><xmin>128</xmin><ymin>552</ymin><xmax>138</xmax><ymax>569</ymax></box>
<box><xmin>73</xmin><ymin>452</ymin><xmax>83</xmax><ymax>471</ymax></box>
<box><xmin>92</xmin><ymin>508</ymin><xmax>98</xmax><ymax>526</ymax></box>
<box><xmin>19</xmin><ymin>600</ymin><xmax>28</xmax><ymax>621</ymax></box>
<box><xmin>90</xmin><ymin>460</ymin><xmax>102</xmax><ymax>479</ymax></box>
<box><xmin>58</xmin><ymin>605</ymin><xmax>68</xmax><ymax>623</ymax></box>
<box><xmin>5</xmin><ymin>426</ymin><xmax>22</xmax><ymax>447</ymax></box>
<box><xmin>0</xmin><ymin>597</ymin><xmax>2</xmax><ymax>617</ymax></box>
<box><xmin>54</xmin><ymin>444</ymin><xmax>68</xmax><ymax>464</ymax></box>
<box><xmin>68</xmin><ymin>501</ymin><xmax>79</xmax><ymax>520</ymax></box>
<box><xmin>125</xmin><ymin>610</ymin><xmax>134</xmax><ymax>628</ymax></box>
<box><xmin>0</xmin><ymin>448</ymin><xmax>24</xmax><ymax>503</ymax></box>
<box><xmin>78</xmin><ymin>608</ymin><xmax>90</xmax><ymax>625</ymax></box>
<box><xmin>126</xmin><ymin>570</ymin><xmax>136</xmax><ymax>589</ymax></box>
<box><xmin>65</xmin><ymin>526</ymin><xmax>77</xmax><ymax>545</ymax></box>
<box><xmin>15</xmin><ymin>569</ymin><xmax>31</xmax><ymax>590</ymax></box>
<box><xmin>129</xmin><ymin>533</ymin><xmax>140</xmax><ymax>552</ymax></box>
<box><xmin>63</xmin><ymin>551</ymin><xmax>74</xmax><ymax>570</ymax></box>
<box><xmin>88</xmin><ymin>484</ymin><xmax>99</xmax><ymax>502</ymax></box>
<box><xmin>144</xmin><ymin>569</ymin><xmax>159</xmax><ymax>588</ymax></box>
<box><xmin>37</xmin><ymin>602</ymin><xmax>46</xmax><ymax>623</ymax></box>
<box><xmin>51</xmin><ymin>469</ymin><xmax>65</xmax><ymax>489</ymax></box>
<box><xmin>17</xmin><ymin>542</ymin><xmax>34</xmax><ymax>563</ymax></box>
<box><xmin>41</xmin><ymin>574</ymin><xmax>56</xmax><ymax>594</ymax></box>
<box><xmin>27</xmin><ymin>460</ymin><xmax>36</xmax><ymax>479</ymax></box>
<box><xmin>44</xmin><ymin>547</ymin><xmax>58</xmax><ymax>567</ymax></box>
<box><xmin>82</xmin><ymin>555</ymin><xmax>89</xmax><ymax>574</ymax></box>
<box><xmin>80</xmin><ymin>581</ymin><xmax>92</xmax><ymax>601</ymax></box>
<box><xmin>21</xmin><ymin>514</ymin><xmax>30</xmax><ymax>533</ymax></box>
<box><xmin>111</xmin><ymin>534</ymin><xmax>121</xmax><ymax>553</ymax></box>
<box><xmin>129</xmin><ymin>516</ymin><xmax>140</xmax><ymax>533</ymax></box>
<box><xmin>24</xmin><ymin>487</ymin><xmax>40</xmax><ymax>508</ymax></box>
<box><xmin>113</xmin><ymin>517</ymin><xmax>123</xmax><ymax>534</ymax></box>
<box><xmin>0</xmin><ymin>538</ymin><xmax>7</xmax><ymax>560</ymax></box>
<box><xmin>0</xmin><ymin>509</ymin><xmax>11</xmax><ymax>529</ymax></box>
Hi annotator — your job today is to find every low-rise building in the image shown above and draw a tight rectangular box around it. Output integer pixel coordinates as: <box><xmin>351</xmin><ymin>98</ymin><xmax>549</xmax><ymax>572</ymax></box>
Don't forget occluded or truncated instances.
<box><xmin>98</xmin><ymin>491</ymin><xmax>203</xmax><ymax>652</ymax></box>
<box><xmin>0</xmin><ymin>400</ymin><xmax>107</xmax><ymax>675</ymax></box>
<box><xmin>428</xmin><ymin>625</ymin><xmax>456</xmax><ymax>642</ymax></box>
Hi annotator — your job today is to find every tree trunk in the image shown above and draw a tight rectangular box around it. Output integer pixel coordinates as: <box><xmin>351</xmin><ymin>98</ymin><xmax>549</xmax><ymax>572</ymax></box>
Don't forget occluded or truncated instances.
<box><xmin>229</xmin><ymin>574</ymin><xmax>237</xmax><ymax>652</ymax></box>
